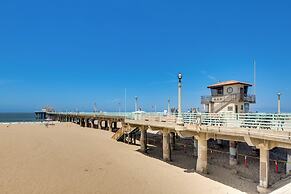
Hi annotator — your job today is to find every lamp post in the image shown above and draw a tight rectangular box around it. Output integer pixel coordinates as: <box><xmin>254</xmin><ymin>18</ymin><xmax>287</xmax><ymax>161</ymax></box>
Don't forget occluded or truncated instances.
<box><xmin>177</xmin><ymin>73</ymin><xmax>184</xmax><ymax>125</ymax></box>
<box><xmin>118</xmin><ymin>102</ymin><xmax>121</xmax><ymax>115</ymax></box>
<box><xmin>168</xmin><ymin>98</ymin><xmax>171</xmax><ymax>115</ymax></box>
<box><xmin>135</xmin><ymin>96</ymin><xmax>138</xmax><ymax>112</ymax></box>
<box><xmin>277</xmin><ymin>93</ymin><xmax>281</xmax><ymax>114</ymax></box>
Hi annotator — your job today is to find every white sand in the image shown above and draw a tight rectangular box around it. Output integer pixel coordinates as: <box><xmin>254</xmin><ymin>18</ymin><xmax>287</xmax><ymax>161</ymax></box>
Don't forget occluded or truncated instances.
<box><xmin>0</xmin><ymin>123</ymin><xmax>245</xmax><ymax>194</ymax></box>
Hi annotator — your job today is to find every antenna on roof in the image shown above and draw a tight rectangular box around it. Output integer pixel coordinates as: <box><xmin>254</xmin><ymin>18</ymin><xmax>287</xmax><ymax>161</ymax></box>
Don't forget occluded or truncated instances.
<box><xmin>253</xmin><ymin>59</ymin><xmax>256</xmax><ymax>95</ymax></box>
<box><xmin>93</xmin><ymin>102</ymin><xmax>97</xmax><ymax>113</ymax></box>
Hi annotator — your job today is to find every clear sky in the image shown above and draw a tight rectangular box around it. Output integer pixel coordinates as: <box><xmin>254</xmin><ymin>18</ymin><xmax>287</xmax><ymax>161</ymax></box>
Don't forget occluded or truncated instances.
<box><xmin>0</xmin><ymin>0</ymin><xmax>290</xmax><ymax>113</ymax></box>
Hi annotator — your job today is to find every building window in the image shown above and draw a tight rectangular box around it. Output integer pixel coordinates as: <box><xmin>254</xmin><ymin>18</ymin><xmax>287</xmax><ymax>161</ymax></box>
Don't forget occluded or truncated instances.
<box><xmin>241</xmin><ymin>105</ymin><xmax>244</xmax><ymax>110</ymax></box>
<box><xmin>217</xmin><ymin>88</ymin><xmax>223</xmax><ymax>95</ymax></box>
<box><xmin>228</xmin><ymin>106</ymin><xmax>233</xmax><ymax>111</ymax></box>
<box><xmin>244</xmin><ymin>103</ymin><xmax>250</xmax><ymax>113</ymax></box>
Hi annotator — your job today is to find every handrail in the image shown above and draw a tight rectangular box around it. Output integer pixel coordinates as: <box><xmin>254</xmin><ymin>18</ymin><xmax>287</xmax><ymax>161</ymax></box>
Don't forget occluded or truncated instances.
<box><xmin>133</xmin><ymin>112</ymin><xmax>291</xmax><ymax>132</ymax></box>
<box><xmin>47</xmin><ymin>111</ymin><xmax>291</xmax><ymax>132</ymax></box>
<box><xmin>201</xmin><ymin>94</ymin><xmax>256</xmax><ymax>104</ymax></box>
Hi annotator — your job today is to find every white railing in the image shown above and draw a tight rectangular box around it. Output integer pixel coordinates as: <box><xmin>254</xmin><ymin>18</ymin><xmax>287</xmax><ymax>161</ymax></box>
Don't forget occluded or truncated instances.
<box><xmin>136</xmin><ymin>112</ymin><xmax>291</xmax><ymax>132</ymax></box>
<box><xmin>185</xmin><ymin>113</ymin><xmax>291</xmax><ymax>131</ymax></box>
<box><xmin>201</xmin><ymin>94</ymin><xmax>256</xmax><ymax>104</ymax></box>
<box><xmin>47</xmin><ymin>112</ymin><xmax>135</xmax><ymax>119</ymax></box>
<box><xmin>48</xmin><ymin>111</ymin><xmax>291</xmax><ymax>132</ymax></box>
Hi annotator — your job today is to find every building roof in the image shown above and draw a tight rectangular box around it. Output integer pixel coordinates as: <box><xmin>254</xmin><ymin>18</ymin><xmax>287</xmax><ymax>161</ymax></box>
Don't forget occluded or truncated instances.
<box><xmin>207</xmin><ymin>80</ymin><xmax>252</xmax><ymax>89</ymax></box>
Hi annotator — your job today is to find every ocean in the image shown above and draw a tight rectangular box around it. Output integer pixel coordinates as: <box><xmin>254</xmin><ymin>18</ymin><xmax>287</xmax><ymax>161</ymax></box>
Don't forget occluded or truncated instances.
<box><xmin>0</xmin><ymin>113</ymin><xmax>36</xmax><ymax>123</ymax></box>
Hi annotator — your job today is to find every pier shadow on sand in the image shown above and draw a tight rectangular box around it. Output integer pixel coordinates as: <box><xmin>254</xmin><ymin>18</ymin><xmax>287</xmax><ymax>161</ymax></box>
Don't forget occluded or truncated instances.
<box><xmin>128</xmin><ymin>133</ymin><xmax>288</xmax><ymax>194</ymax></box>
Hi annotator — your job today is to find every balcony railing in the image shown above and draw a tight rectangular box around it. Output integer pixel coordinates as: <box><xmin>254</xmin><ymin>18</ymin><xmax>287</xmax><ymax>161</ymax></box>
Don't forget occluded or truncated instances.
<box><xmin>244</xmin><ymin>95</ymin><xmax>256</xmax><ymax>103</ymax></box>
<box><xmin>201</xmin><ymin>94</ymin><xmax>256</xmax><ymax>104</ymax></box>
<box><xmin>201</xmin><ymin>96</ymin><xmax>212</xmax><ymax>104</ymax></box>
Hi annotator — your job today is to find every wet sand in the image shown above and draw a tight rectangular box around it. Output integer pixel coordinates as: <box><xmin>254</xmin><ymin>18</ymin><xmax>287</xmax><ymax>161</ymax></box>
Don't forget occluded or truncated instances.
<box><xmin>0</xmin><ymin>123</ymin><xmax>245</xmax><ymax>194</ymax></box>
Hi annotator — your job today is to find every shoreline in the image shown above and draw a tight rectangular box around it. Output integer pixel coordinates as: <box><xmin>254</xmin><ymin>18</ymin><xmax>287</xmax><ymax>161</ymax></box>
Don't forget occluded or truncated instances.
<box><xmin>0</xmin><ymin>121</ymin><xmax>59</xmax><ymax>125</ymax></box>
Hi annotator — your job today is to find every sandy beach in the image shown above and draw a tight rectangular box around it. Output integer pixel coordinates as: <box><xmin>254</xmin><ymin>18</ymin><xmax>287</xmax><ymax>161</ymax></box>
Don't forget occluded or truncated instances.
<box><xmin>0</xmin><ymin>123</ymin><xmax>248</xmax><ymax>194</ymax></box>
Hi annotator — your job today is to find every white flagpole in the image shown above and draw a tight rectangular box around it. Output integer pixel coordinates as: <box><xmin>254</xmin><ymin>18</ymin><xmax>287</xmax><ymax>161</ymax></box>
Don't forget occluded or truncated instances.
<box><xmin>124</xmin><ymin>88</ymin><xmax>127</xmax><ymax>115</ymax></box>
<box><xmin>253</xmin><ymin>60</ymin><xmax>256</xmax><ymax>96</ymax></box>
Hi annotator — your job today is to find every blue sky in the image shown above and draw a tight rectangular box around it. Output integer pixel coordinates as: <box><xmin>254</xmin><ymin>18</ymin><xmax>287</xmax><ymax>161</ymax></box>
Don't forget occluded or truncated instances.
<box><xmin>0</xmin><ymin>0</ymin><xmax>290</xmax><ymax>112</ymax></box>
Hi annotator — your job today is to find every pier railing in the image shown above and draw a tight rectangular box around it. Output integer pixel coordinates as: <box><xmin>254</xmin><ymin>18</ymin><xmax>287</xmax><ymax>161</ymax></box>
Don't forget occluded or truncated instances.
<box><xmin>182</xmin><ymin>113</ymin><xmax>291</xmax><ymax>131</ymax></box>
<box><xmin>48</xmin><ymin>112</ymin><xmax>135</xmax><ymax>119</ymax></box>
<box><xmin>130</xmin><ymin>112</ymin><xmax>291</xmax><ymax>132</ymax></box>
<box><xmin>47</xmin><ymin>111</ymin><xmax>291</xmax><ymax>132</ymax></box>
<box><xmin>201</xmin><ymin>94</ymin><xmax>256</xmax><ymax>104</ymax></box>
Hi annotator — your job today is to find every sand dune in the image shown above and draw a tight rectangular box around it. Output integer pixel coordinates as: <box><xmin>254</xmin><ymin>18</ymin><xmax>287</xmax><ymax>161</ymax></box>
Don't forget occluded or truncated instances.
<box><xmin>0</xmin><ymin>123</ymin><xmax>245</xmax><ymax>194</ymax></box>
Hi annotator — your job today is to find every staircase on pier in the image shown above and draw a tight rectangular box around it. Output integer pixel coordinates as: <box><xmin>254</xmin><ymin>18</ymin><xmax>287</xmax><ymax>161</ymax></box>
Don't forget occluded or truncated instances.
<box><xmin>212</xmin><ymin>94</ymin><xmax>238</xmax><ymax>113</ymax></box>
<box><xmin>112</xmin><ymin>124</ymin><xmax>139</xmax><ymax>141</ymax></box>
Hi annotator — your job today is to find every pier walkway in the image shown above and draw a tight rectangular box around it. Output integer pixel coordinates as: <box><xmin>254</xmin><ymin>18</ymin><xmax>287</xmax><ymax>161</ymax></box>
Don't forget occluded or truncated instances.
<box><xmin>45</xmin><ymin>111</ymin><xmax>291</xmax><ymax>193</ymax></box>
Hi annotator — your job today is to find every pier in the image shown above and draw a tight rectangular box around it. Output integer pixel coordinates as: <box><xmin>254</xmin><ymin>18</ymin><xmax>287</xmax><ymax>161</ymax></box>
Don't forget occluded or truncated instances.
<box><xmin>44</xmin><ymin>111</ymin><xmax>291</xmax><ymax>193</ymax></box>
<box><xmin>37</xmin><ymin>77</ymin><xmax>291</xmax><ymax>193</ymax></box>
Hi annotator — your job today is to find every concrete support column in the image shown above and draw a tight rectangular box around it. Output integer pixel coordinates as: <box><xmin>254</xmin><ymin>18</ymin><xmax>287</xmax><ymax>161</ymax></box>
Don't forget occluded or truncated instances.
<box><xmin>104</xmin><ymin>121</ymin><xmax>108</xmax><ymax>130</ymax></box>
<box><xmin>170</xmin><ymin>132</ymin><xmax>176</xmax><ymax>151</ymax></box>
<box><xmin>133</xmin><ymin>133</ymin><xmax>136</xmax><ymax>145</ymax></box>
<box><xmin>193</xmin><ymin>138</ymin><xmax>198</xmax><ymax>157</ymax></box>
<box><xmin>229</xmin><ymin>141</ymin><xmax>238</xmax><ymax>166</ymax></box>
<box><xmin>196</xmin><ymin>135</ymin><xmax>208</xmax><ymax>173</ymax></box>
<box><xmin>163</xmin><ymin>129</ymin><xmax>171</xmax><ymax>162</ymax></box>
<box><xmin>108</xmin><ymin>121</ymin><xmax>112</xmax><ymax>132</ymax></box>
<box><xmin>97</xmin><ymin>121</ymin><xmax>101</xmax><ymax>129</ymax></box>
<box><xmin>257</xmin><ymin>147</ymin><xmax>269</xmax><ymax>193</ymax></box>
<box><xmin>101</xmin><ymin>121</ymin><xmax>104</xmax><ymax>129</ymax></box>
<box><xmin>287</xmin><ymin>150</ymin><xmax>291</xmax><ymax>175</ymax></box>
<box><xmin>140</xmin><ymin>128</ymin><xmax>147</xmax><ymax>153</ymax></box>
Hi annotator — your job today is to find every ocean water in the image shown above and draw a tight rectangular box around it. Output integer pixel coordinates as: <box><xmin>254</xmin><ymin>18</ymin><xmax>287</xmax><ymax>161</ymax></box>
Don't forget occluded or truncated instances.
<box><xmin>0</xmin><ymin>113</ymin><xmax>36</xmax><ymax>123</ymax></box>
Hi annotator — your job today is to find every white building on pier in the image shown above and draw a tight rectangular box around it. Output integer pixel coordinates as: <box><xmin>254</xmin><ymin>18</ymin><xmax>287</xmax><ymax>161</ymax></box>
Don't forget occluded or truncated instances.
<box><xmin>201</xmin><ymin>80</ymin><xmax>256</xmax><ymax>113</ymax></box>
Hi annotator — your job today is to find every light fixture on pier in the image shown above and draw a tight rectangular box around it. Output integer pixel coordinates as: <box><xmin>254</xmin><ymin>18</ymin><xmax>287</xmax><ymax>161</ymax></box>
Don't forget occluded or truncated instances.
<box><xmin>277</xmin><ymin>93</ymin><xmax>281</xmax><ymax>114</ymax></box>
<box><xmin>178</xmin><ymin>72</ymin><xmax>182</xmax><ymax>81</ymax></box>
<box><xmin>177</xmin><ymin>72</ymin><xmax>184</xmax><ymax>126</ymax></box>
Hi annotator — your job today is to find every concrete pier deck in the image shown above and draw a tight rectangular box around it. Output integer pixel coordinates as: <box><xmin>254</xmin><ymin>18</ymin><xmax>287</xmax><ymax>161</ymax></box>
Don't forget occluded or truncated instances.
<box><xmin>45</xmin><ymin>111</ymin><xmax>291</xmax><ymax>193</ymax></box>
